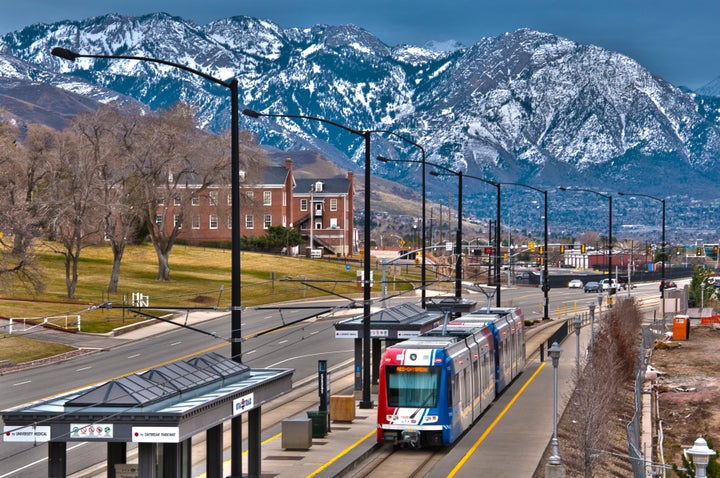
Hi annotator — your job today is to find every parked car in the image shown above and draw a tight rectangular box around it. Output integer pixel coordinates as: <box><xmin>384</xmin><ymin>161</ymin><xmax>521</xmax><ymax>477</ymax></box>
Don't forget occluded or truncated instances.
<box><xmin>584</xmin><ymin>281</ymin><xmax>601</xmax><ymax>293</ymax></box>
<box><xmin>568</xmin><ymin>279</ymin><xmax>584</xmax><ymax>289</ymax></box>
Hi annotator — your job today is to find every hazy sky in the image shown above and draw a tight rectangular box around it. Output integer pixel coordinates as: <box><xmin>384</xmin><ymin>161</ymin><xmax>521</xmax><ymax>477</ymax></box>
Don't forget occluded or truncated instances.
<box><xmin>1</xmin><ymin>0</ymin><xmax>718</xmax><ymax>89</ymax></box>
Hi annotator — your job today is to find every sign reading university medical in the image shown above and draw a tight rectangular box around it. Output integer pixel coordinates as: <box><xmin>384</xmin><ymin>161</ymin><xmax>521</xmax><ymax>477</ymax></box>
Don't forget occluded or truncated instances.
<box><xmin>4</xmin><ymin>425</ymin><xmax>51</xmax><ymax>442</ymax></box>
<box><xmin>233</xmin><ymin>392</ymin><xmax>255</xmax><ymax>416</ymax></box>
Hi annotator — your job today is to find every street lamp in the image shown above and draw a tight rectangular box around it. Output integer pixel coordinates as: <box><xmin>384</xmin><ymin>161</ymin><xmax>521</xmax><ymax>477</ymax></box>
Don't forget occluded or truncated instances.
<box><xmin>430</xmin><ymin>165</ymin><xmax>502</xmax><ymax>305</ymax></box>
<box><xmin>376</xmin><ymin>143</ymin><xmax>427</xmax><ymax>308</ymax></box>
<box><xmin>686</xmin><ymin>437</ymin><xmax>717</xmax><ymax>478</ymax></box>
<box><xmin>429</xmin><ymin>166</ymin><xmax>463</xmax><ymax>299</ymax></box>
<box><xmin>52</xmin><ymin>45</ymin><xmax>248</xmax><ymax>478</ymax></box>
<box><xmin>503</xmin><ymin>183</ymin><xmax>549</xmax><ymax>320</ymax></box>
<box><xmin>618</xmin><ymin>192</ymin><xmax>666</xmax><ymax>296</ymax></box>
<box><xmin>559</xmin><ymin>187</ymin><xmax>613</xmax><ymax>278</ymax></box>
<box><xmin>548</xmin><ymin>341</ymin><xmax>563</xmax><ymax>467</ymax></box>
<box><xmin>243</xmin><ymin>108</ymin><xmax>374</xmax><ymax>409</ymax></box>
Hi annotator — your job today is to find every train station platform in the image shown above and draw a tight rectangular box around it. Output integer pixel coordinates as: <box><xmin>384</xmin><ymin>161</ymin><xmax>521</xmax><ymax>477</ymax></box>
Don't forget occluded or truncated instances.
<box><xmin>225</xmin><ymin>318</ymin><xmax>568</xmax><ymax>478</ymax></box>
<box><xmin>72</xmin><ymin>318</ymin><xmax>572</xmax><ymax>478</ymax></box>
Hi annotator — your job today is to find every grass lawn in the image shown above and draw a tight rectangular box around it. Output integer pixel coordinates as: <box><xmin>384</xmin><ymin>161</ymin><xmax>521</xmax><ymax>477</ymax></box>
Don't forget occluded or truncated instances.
<box><xmin>0</xmin><ymin>242</ymin><xmax>420</xmax><ymax>364</ymax></box>
<box><xmin>0</xmin><ymin>334</ymin><xmax>75</xmax><ymax>364</ymax></box>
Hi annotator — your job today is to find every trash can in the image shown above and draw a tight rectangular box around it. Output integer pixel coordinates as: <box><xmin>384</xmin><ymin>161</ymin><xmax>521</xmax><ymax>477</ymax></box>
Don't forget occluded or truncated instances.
<box><xmin>306</xmin><ymin>410</ymin><xmax>329</xmax><ymax>438</ymax></box>
<box><xmin>672</xmin><ymin>315</ymin><xmax>690</xmax><ymax>341</ymax></box>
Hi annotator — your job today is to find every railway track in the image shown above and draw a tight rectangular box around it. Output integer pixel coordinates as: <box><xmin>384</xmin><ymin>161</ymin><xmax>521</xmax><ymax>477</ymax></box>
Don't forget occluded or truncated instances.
<box><xmin>344</xmin><ymin>444</ymin><xmax>444</xmax><ymax>478</ymax></box>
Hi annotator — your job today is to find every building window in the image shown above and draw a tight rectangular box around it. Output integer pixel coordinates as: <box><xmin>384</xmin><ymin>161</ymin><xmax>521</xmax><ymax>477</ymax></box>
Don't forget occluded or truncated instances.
<box><xmin>227</xmin><ymin>214</ymin><xmax>232</xmax><ymax>229</ymax></box>
<box><xmin>245</xmin><ymin>215</ymin><xmax>254</xmax><ymax>229</ymax></box>
<box><xmin>155</xmin><ymin>214</ymin><xmax>163</xmax><ymax>226</ymax></box>
<box><xmin>330</xmin><ymin>198</ymin><xmax>337</xmax><ymax>211</ymax></box>
<box><xmin>264</xmin><ymin>214</ymin><xmax>272</xmax><ymax>229</ymax></box>
<box><xmin>174</xmin><ymin>215</ymin><xmax>181</xmax><ymax>228</ymax></box>
<box><xmin>300</xmin><ymin>198</ymin><xmax>308</xmax><ymax>211</ymax></box>
<box><xmin>157</xmin><ymin>198</ymin><xmax>165</xmax><ymax>206</ymax></box>
<box><xmin>263</xmin><ymin>191</ymin><xmax>272</xmax><ymax>206</ymax></box>
<box><xmin>209</xmin><ymin>214</ymin><xmax>218</xmax><ymax>229</ymax></box>
<box><xmin>228</xmin><ymin>193</ymin><xmax>233</xmax><ymax>206</ymax></box>
<box><xmin>209</xmin><ymin>191</ymin><xmax>218</xmax><ymax>206</ymax></box>
<box><xmin>173</xmin><ymin>196</ymin><xmax>181</xmax><ymax>206</ymax></box>
<box><xmin>191</xmin><ymin>195</ymin><xmax>200</xmax><ymax>206</ymax></box>
<box><xmin>192</xmin><ymin>215</ymin><xmax>200</xmax><ymax>229</ymax></box>
<box><xmin>246</xmin><ymin>190</ymin><xmax>254</xmax><ymax>200</ymax></box>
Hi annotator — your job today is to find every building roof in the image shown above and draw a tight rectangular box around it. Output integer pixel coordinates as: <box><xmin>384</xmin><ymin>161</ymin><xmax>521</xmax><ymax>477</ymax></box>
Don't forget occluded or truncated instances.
<box><xmin>295</xmin><ymin>177</ymin><xmax>351</xmax><ymax>195</ymax></box>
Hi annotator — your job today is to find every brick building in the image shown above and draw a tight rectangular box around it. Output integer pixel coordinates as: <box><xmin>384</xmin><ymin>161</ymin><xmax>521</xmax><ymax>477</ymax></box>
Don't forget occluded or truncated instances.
<box><xmin>161</xmin><ymin>159</ymin><xmax>355</xmax><ymax>256</ymax></box>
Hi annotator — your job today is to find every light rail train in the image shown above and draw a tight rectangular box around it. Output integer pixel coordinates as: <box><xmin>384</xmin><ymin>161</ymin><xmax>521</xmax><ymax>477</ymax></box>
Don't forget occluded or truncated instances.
<box><xmin>377</xmin><ymin>307</ymin><xmax>526</xmax><ymax>447</ymax></box>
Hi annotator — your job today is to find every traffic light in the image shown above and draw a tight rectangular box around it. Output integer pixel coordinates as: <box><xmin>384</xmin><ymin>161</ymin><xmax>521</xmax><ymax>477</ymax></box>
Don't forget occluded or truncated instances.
<box><xmin>538</xmin><ymin>246</ymin><xmax>544</xmax><ymax>255</ymax></box>
<box><xmin>580</xmin><ymin>244</ymin><xmax>586</xmax><ymax>253</ymax></box>
<box><xmin>697</xmin><ymin>246</ymin><xmax>703</xmax><ymax>256</ymax></box>
<box><xmin>714</xmin><ymin>245</ymin><xmax>719</xmax><ymax>255</ymax></box>
<box><xmin>647</xmin><ymin>246</ymin><xmax>652</xmax><ymax>255</ymax></box>
<box><xmin>676</xmin><ymin>247</ymin><xmax>681</xmax><ymax>255</ymax></box>
<box><xmin>503</xmin><ymin>253</ymin><xmax>509</xmax><ymax>262</ymax></box>
<box><xmin>560</xmin><ymin>244</ymin><xmax>565</xmax><ymax>253</ymax></box>
<box><xmin>536</xmin><ymin>256</ymin><xmax>541</xmax><ymax>265</ymax></box>
<box><xmin>528</xmin><ymin>241</ymin><xmax>536</xmax><ymax>252</ymax></box>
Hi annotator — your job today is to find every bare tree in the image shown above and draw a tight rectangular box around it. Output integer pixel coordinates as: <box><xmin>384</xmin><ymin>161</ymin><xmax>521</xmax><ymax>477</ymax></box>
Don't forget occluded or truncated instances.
<box><xmin>559</xmin><ymin>299</ymin><xmax>642</xmax><ymax>476</ymax></box>
<box><xmin>0</xmin><ymin>120</ymin><xmax>49</xmax><ymax>292</ymax></box>
<box><xmin>72</xmin><ymin>105</ymin><xmax>145</xmax><ymax>293</ymax></box>
<box><xmin>126</xmin><ymin>104</ymin><xmax>230</xmax><ymax>281</ymax></box>
<box><xmin>39</xmin><ymin>126</ymin><xmax>104</xmax><ymax>298</ymax></box>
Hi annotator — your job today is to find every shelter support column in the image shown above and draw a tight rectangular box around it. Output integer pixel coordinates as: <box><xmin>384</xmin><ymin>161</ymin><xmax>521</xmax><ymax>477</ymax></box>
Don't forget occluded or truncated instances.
<box><xmin>107</xmin><ymin>442</ymin><xmax>127</xmax><ymax>478</ymax></box>
<box><xmin>48</xmin><ymin>441</ymin><xmax>67</xmax><ymax>478</ymax></box>
<box><xmin>138</xmin><ymin>443</ymin><xmax>157</xmax><ymax>478</ymax></box>
<box><xmin>230</xmin><ymin>416</ymin><xmax>243</xmax><ymax>477</ymax></box>
<box><xmin>206</xmin><ymin>424</ymin><xmax>223</xmax><ymax>478</ymax></box>
<box><xmin>247</xmin><ymin>407</ymin><xmax>262</xmax><ymax>477</ymax></box>
<box><xmin>372</xmin><ymin>338</ymin><xmax>381</xmax><ymax>387</ymax></box>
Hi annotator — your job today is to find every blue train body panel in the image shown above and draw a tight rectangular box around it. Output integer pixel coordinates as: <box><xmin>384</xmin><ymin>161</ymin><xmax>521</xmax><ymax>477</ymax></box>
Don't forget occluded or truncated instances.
<box><xmin>377</xmin><ymin>307</ymin><xmax>524</xmax><ymax>447</ymax></box>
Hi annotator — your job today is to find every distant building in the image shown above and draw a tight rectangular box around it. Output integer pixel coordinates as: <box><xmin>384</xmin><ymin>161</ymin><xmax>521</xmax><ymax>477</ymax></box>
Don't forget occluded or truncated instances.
<box><xmin>159</xmin><ymin>158</ymin><xmax>355</xmax><ymax>255</ymax></box>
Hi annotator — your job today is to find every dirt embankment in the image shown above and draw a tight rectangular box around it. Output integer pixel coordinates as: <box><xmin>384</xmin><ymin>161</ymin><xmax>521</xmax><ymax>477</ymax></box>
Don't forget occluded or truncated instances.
<box><xmin>649</xmin><ymin>325</ymin><xmax>720</xmax><ymax>467</ymax></box>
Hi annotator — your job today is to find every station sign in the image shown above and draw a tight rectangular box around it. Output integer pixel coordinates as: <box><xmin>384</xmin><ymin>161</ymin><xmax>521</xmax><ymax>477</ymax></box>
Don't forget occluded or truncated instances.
<box><xmin>233</xmin><ymin>392</ymin><xmax>255</xmax><ymax>415</ymax></box>
<box><xmin>4</xmin><ymin>425</ymin><xmax>51</xmax><ymax>442</ymax></box>
<box><xmin>132</xmin><ymin>426</ymin><xmax>180</xmax><ymax>443</ymax></box>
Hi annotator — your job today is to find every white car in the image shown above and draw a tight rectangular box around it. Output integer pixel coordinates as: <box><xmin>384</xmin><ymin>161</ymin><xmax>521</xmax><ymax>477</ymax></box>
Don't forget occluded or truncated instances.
<box><xmin>600</xmin><ymin>279</ymin><xmax>619</xmax><ymax>291</ymax></box>
<box><xmin>568</xmin><ymin>279</ymin><xmax>583</xmax><ymax>289</ymax></box>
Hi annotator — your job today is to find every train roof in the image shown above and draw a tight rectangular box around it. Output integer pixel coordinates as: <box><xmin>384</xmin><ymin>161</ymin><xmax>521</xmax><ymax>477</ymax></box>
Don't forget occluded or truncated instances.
<box><xmin>388</xmin><ymin>323</ymin><xmax>487</xmax><ymax>347</ymax></box>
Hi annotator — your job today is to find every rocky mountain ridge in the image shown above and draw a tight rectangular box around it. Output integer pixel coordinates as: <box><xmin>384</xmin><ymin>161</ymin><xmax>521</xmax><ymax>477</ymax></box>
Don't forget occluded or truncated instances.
<box><xmin>1</xmin><ymin>12</ymin><xmax>720</xmax><ymax>237</ymax></box>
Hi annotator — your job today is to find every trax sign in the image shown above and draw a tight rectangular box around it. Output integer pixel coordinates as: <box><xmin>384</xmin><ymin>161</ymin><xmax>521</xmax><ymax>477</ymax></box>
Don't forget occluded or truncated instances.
<box><xmin>233</xmin><ymin>392</ymin><xmax>255</xmax><ymax>415</ymax></box>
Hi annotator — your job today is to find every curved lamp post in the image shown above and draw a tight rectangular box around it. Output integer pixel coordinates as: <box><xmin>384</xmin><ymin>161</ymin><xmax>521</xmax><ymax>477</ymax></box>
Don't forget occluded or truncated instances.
<box><xmin>429</xmin><ymin>167</ymin><xmax>464</xmax><ymax>299</ymax></box>
<box><xmin>618</xmin><ymin>192</ymin><xmax>666</xmax><ymax>297</ymax></box>
<box><xmin>429</xmin><ymin>165</ymin><xmax>502</xmax><ymax>305</ymax></box>
<box><xmin>243</xmin><ymin>108</ymin><xmax>374</xmax><ymax>409</ymax></box>
<box><xmin>468</xmin><ymin>175</ymin><xmax>502</xmax><ymax>307</ymax></box>
<box><xmin>559</xmin><ymin>187</ymin><xmax>613</xmax><ymax>278</ymax></box>
<box><xmin>375</xmin><ymin>135</ymin><xmax>427</xmax><ymax>308</ymax></box>
<box><xmin>503</xmin><ymin>183</ymin><xmax>549</xmax><ymax>320</ymax></box>
<box><xmin>52</xmin><ymin>45</ymin><xmax>248</xmax><ymax>478</ymax></box>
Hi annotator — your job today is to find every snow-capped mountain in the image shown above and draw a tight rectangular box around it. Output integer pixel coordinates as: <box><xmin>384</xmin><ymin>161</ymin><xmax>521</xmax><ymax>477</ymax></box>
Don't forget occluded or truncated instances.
<box><xmin>2</xmin><ymin>12</ymin><xmax>720</xmax><ymax>235</ymax></box>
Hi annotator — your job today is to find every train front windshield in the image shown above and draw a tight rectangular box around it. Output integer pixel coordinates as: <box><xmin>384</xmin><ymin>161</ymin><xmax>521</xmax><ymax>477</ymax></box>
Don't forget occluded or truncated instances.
<box><xmin>385</xmin><ymin>365</ymin><xmax>442</xmax><ymax>408</ymax></box>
